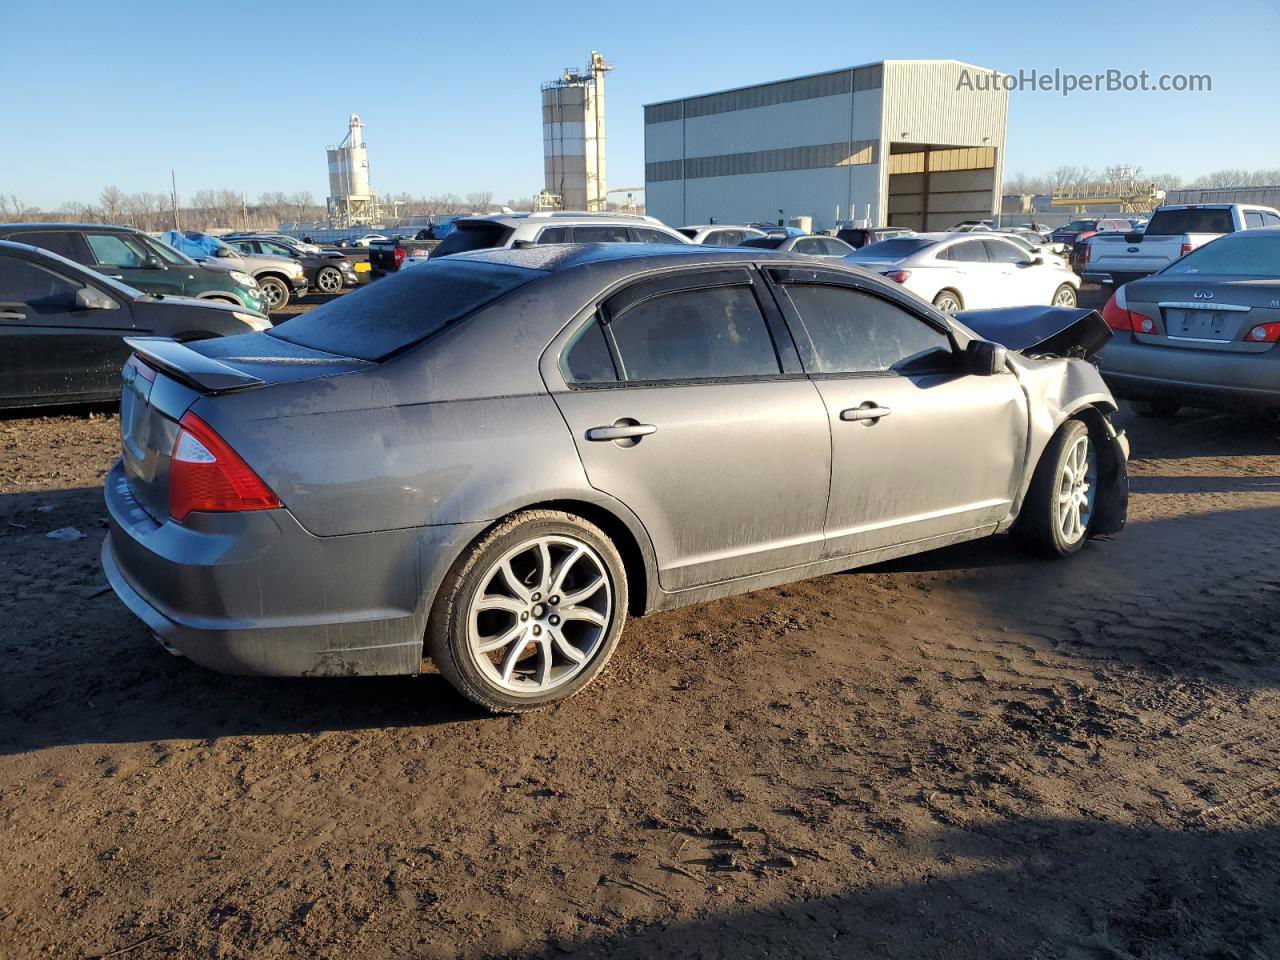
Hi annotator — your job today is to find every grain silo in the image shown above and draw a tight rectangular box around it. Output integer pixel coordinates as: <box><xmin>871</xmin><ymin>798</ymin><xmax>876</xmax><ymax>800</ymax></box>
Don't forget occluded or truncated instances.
<box><xmin>542</xmin><ymin>52</ymin><xmax>612</xmax><ymax>212</ymax></box>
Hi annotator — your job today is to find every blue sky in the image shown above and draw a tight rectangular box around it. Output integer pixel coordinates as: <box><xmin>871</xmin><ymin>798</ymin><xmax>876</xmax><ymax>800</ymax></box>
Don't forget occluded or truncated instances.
<box><xmin>3</xmin><ymin>0</ymin><xmax>1276</xmax><ymax>209</ymax></box>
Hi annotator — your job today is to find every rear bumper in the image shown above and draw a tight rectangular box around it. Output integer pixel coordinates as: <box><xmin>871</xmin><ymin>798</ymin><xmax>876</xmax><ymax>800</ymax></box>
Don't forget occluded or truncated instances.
<box><xmin>101</xmin><ymin>460</ymin><xmax>486</xmax><ymax>677</ymax></box>
<box><xmin>1099</xmin><ymin>338</ymin><xmax>1280</xmax><ymax>411</ymax></box>
<box><xmin>1082</xmin><ymin>270</ymin><xmax>1152</xmax><ymax>286</ymax></box>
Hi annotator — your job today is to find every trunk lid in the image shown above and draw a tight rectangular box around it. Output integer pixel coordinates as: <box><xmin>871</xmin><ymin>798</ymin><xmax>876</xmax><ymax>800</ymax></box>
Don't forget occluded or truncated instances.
<box><xmin>1124</xmin><ymin>276</ymin><xmax>1280</xmax><ymax>354</ymax></box>
<box><xmin>119</xmin><ymin>334</ymin><xmax>371</xmax><ymax>520</ymax></box>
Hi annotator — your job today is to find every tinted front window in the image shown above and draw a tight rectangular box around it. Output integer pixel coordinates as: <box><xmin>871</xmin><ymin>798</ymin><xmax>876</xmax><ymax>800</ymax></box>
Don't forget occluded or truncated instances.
<box><xmin>86</xmin><ymin>233</ymin><xmax>148</xmax><ymax>267</ymax></box>
<box><xmin>561</xmin><ymin>319</ymin><xmax>617</xmax><ymax>383</ymax></box>
<box><xmin>270</xmin><ymin>261</ymin><xmax>540</xmax><ymax>361</ymax></box>
<box><xmin>949</xmin><ymin>240</ymin><xmax>991</xmax><ymax>263</ymax></box>
<box><xmin>0</xmin><ymin>255</ymin><xmax>82</xmax><ymax>307</ymax></box>
<box><xmin>1162</xmin><ymin>235</ymin><xmax>1280</xmax><ymax>276</ymax></box>
<box><xmin>984</xmin><ymin>239</ymin><xmax>1027</xmax><ymax>264</ymax></box>
<box><xmin>574</xmin><ymin>225</ymin><xmax>631</xmax><ymax>243</ymax></box>
<box><xmin>139</xmin><ymin>235</ymin><xmax>191</xmax><ymax>265</ymax></box>
<box><xmin>1146</xmin><ymin>208</ymin><xmax>1234</xmax><ymax>234</ymax></box>
<box><xmin>847</xmin><ymin>238</ymin><xmax>934</xmax><ymax>259</ymax></box>
<box><xmin>8</xmin><ymin>230</ymin><xmax>92</xmax><ymax>264</ymax></box>
<box><xmin>784</xmin><ymin>284</ymin><xmax>953</xmax><ymax>375</ymax></box>
<box><xmin>609</xmin><ymin>285</ymin><xmax>780</xmax><ymax>382</ymax></box>
<box><xmin>632</xmin><ymin>228</ymin><xmax>684</xmax><ymax>244</ymax></box>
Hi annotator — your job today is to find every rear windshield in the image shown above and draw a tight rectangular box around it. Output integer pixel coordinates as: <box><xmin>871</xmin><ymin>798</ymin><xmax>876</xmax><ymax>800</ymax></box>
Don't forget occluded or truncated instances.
<box><xmin>269</xmin><ymin>260</ymin><xmax>539</xmax><ymax>361</ymax></box>
<box><xmin>431</xmin><ymin>221</ymin><xmax>515</xmax><ymax>257</ymax></box>
<box><xmin>739</xmin><ymin>236</ymin><xmax>787</xmax><ymax>249</ymax></box>
<box><xmin>847</xmin><ymin>238</ymin><xmax>935</xmax><ymax>259</ymax></box>
<box><xmin>1146</xmin><ymin>208</ymin><xmax>1234</xmax><ymax>235</ymax></box>
<box><xmin>1162</xmin><ymin>234</ymin><xmax>1280</xmax><ymax>276</ymax></box>
<box><xmin>1062</xmin><ymin>220</ymin><xmax>1097</xmax><ymax>231</ymax></box>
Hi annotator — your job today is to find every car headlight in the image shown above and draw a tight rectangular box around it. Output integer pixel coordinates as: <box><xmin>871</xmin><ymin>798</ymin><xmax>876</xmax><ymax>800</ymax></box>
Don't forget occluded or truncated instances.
<box><xmin>232</xmin><ymin>311</ymin><xmax>273</xmax><ymax>332</ymax></box>
<box><xmin>230</xmin><ymin>270</ymin><xmax>256</xmax><ymax>288</ymax></box>
<box><xmin>290</xmin><ymin>264</ymin><xmax>305</xmax><ymax>279</ymax></box>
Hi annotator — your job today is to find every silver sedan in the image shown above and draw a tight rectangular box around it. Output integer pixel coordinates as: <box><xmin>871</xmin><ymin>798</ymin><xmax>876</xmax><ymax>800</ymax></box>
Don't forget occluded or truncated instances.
<box><xmin>102</xmin><ymin>245</ymin><xmax>1129</xmax><ymax>713</ymax></box>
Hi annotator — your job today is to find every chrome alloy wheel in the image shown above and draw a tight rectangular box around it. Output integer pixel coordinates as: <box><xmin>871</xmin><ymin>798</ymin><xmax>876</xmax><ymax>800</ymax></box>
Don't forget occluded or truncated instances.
<box><xmin>934</xmin><ymin>292</ymin><xmax>961</xmax><ymax>312</ymax></box>
<box><xmin>1053</xmin><ymin>285</ymin><xmax>1078</xmax><ymax>307</ymax></box>
<box><xmin>467</xmin><ymin>535</ymin><xmax>612</xmax><ymax>694</ymax></box>
<box><xmin>1057</xmin><ymin>434</ymin><xmax>1095</xmax><ymax>545</ymax></box>
<box><xmin>316</xmin><ymin>267</ymin><xmax>343</xmax><ymax>293</ymax></box>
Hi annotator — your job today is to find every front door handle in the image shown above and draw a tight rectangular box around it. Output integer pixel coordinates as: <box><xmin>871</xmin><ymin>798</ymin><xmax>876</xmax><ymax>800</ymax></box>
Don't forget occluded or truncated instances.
<box><xmin>0</xmin><ymin>310</ymin><xmax>26</xmax><ymax>320</ymax></box>
<box><xmin>841</xmin><ymin>404</ymin><xmax>892</xmax><ymax>423</ymax></box>
<box><xmin>586</xmin><ymin>421</ymin><xmax>657</xmax><ymax>442</ymax></box>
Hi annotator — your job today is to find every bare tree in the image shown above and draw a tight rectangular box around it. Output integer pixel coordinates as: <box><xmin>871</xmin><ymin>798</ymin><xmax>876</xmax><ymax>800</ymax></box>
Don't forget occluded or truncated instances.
<box><xmin>99</xmin><ymin>185</ymin><xmax>125</xmax><ymax>224</ymax></box>
<box><xmin>466</xmin><ymin>191</ymin><xmax>494</xmax><ymax>213</ymax></box>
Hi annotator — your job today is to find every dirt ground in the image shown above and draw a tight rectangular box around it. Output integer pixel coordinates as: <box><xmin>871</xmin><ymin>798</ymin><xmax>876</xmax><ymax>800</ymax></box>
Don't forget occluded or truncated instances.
<box><xmin>1</xmin><ymin>345</ymin><xmax>1279</xmax><ymax>957</ymax></box>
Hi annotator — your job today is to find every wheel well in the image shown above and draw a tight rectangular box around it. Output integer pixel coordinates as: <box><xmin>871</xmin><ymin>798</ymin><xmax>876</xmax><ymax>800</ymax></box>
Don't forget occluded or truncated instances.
<box><xmin>256</xmin><ymin>272</ymin><xmax>288</xmax><ymax>284</ymax></box>
<box><xmin>935</xmin><ymin>288</ymin><xmax>963</xmax><ymax>307</ymax></box>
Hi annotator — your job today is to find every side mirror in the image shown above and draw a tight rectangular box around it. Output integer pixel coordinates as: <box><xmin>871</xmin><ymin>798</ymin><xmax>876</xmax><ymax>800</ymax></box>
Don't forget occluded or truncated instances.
<box><xmin>512</xmin><ymin>239</ymin><xmax>537</xmax><ymax>250</ymax></box>
<box><xmin>75</xmin><ymin>286</ymin><xmax>119</xmax><ymax>311</ymax></box>
<box><xmin>1031</xmin><ymin>256</ymin><xmax>1044</xmax><ymax>266</ymax></box>
<box><xmin>965</xmin><ymin>339</ymin><xmax>1008</xmax><ymax>376</ymax></box>
<box><xmin>143</xmin><ymin>256</ymin><xmax>166</xmax><ymax>270</ymax></box>
<box><xmin>215</xmin><ymin>247</ymin><xmax>234</xmax><ymax>258</ymax></box>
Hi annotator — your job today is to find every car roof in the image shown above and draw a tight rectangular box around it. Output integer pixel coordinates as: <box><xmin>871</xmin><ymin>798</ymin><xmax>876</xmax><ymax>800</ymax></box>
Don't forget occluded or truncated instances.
<box><xmin>448</xmin><ymin>241</ymin><xmax>867</xmax><ymax>274</ymax></box>
<box><xmin>0</xmin><ymin>222</ymin><xmax>137</xmax><ymax>233</ymax></box>
<box><xmin>459</xmin><ymin>213</ymin><xmax>667</xmax><ymax>228</ymax></box>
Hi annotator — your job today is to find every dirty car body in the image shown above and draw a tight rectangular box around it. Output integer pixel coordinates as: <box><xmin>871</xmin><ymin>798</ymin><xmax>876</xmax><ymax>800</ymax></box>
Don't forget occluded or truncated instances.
<box><xmin>101</xmin><ymin>245</ymin><xmax>1127</xmax><ymax>708</ymax></box>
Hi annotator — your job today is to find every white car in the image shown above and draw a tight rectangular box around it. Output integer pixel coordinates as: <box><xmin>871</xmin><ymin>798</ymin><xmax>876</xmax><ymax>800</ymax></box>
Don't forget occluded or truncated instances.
<box><xmin>348</xmin><ymin>234</ymin><xmax>390</xmax><ymax>248</ymax></box>
<box><xmin>677</xmin><ymin>225</ymin><xmax>768</xmax><ymax>246</ymax></box>
<box><xmin>846</xmin><ymin>233</ymin><xmax>1081</xmax><ymax>312</ymax></box>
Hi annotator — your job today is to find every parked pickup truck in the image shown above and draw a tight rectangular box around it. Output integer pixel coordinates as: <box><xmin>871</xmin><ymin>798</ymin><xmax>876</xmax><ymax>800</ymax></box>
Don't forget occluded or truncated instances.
<box><xmin>1082</xmin><ymin>203</ymin><xmax>1280</xmax><ymax>286</ymax></box>
<box><xmin>367</xmin><ymin>235</ymin><xmax>439</xmax><ymax>277</ymax></box>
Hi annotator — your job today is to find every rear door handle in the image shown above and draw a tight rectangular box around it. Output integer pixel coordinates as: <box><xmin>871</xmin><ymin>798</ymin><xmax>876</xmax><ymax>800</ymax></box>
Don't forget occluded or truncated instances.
<box><xmin>586</xmin><ymin>422</ymin><xmax>657</xmax><ymax>442</ymax></box>
<box><xmin>841</xmin><ymin>404</ymin><xmax>892</xmax><ymax>422</ymax></box>
<box><xmin>0</xmin><ymin>310</ymin><xmax>26</xmax><ymax>320</ymax></box>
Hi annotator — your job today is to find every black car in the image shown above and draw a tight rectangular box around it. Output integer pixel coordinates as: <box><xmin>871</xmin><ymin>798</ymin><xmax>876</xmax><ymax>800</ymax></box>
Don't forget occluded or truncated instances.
<box><xmin>0</xmin><ymin>240</ymin><xmax>269</xmax><ymax>409</ymax></box>
<box><xmin>222</xmin><ymin>235</ymin><xmax>358</xmax><ymax>294</ymax></box>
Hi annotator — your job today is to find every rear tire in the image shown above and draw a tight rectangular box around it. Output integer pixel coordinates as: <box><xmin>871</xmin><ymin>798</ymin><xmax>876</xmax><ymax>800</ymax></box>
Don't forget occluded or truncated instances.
<box><xmin>1012</xmin><ymin>419</ymin><xmax>1096</xmax><ymax>558</ymax></box>
<box><xmin>1130</xmin><ymin>398</ymin><xmax>1181</xmax><ymax>418</ymax></box>
<box><xmin>258</xmin><ymin>276</ymin><xmax>290</xmax><ymax>312</ymax></box>
<box><xmin>426</xmin><ymin>510</ymin><xmax>629</xmax><ymax>713</ymax></box>
<box><xmin>933</xmin><ymin>289</ymin><xmax>963</xmax><ymax>312</ymax></box>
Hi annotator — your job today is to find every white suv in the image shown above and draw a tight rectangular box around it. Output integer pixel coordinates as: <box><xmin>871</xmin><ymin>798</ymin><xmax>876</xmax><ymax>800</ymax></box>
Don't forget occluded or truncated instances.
<box><xmin>426</xmin><ymin>212</ymin><xmax>689</xmax><ymax>260</ymax></box>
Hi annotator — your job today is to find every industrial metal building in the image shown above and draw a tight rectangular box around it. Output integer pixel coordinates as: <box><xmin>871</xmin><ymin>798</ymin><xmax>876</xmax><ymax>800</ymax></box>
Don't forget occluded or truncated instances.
<box><xmin>542</xmin><ymin>52</ymin><xmax>612</xmax><ymax>211</ymax></box>
<box><xmin>644</xmin><ymin>60</ymin><xmax>1008</xmax><ymax>232</ymax></box>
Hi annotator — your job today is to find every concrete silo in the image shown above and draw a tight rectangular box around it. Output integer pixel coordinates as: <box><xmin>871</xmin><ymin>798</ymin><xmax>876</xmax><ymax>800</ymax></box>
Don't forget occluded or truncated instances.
<box><xmin>541</xmin><ymin>52</ymin><xmax>612</xmax><ymax>212</ymax></box>
<box><xmin>326</xmin><ymin>114</ymin><xmax>380</xmax><ymax>228</ymax></box>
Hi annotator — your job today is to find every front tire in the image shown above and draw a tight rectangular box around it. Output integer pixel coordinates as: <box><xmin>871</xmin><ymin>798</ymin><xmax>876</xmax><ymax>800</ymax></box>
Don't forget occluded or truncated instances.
<box><xmin>1012</xmin><ymin>419</ymin><xmax>1096</xmax><ymax>558</ymax></box>
<box><xmin>427</xmin><ymin>510</ymin><xmax>629</xmax><ymax>713</ymax></box>
<box><xmin>1052</xmin><ymin>283</ymin><xmax>1078</xmax><ymax>307</ymax></box>
<box><xmin>258</xmin><ymin>276</ymin><xmax>290</xmax><ymax>311</ymax></box>
<box><xmin>316</xmin><ymin>266</ymin><xmax>343</xmax><ymax>294</ymax></box>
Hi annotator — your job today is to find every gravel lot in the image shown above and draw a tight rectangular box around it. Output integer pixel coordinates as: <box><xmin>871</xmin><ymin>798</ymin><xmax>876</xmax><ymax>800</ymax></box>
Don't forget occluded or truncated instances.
<box><xmin>1</xmin><ymin>288</ymin><xmax>1278</xmax><ymax>958</ymax></box>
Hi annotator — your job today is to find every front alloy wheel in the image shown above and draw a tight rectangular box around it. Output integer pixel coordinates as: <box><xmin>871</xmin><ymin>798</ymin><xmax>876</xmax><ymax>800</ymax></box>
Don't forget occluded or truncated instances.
<box><xmin>1012</xmin><ymin>418</ymin><xmax>1097</xmax><ymax>557</ymax></box>
<box><xmin>258</xmin><ymin>276</ymin><xmax>289</xmax><ymax>311</ymax></box>
<box><xmin>1052</xmin><ymin>283</ymin><xmax>1078</xmax><ymax>307</ymax></box>
<box><xmin>316</xmin><ymin>266</ymin><xmax>343</xmax><ymax>293</ymax></box>
<box><xmin>428</xmin><ymin>510</ymin><xmax>628</xmax><ymax>712</ymax></box>
<box><xmin>1055</xmin><ymin>433</ymin><xmax>1095</xmax><ymax>546</ymax></box>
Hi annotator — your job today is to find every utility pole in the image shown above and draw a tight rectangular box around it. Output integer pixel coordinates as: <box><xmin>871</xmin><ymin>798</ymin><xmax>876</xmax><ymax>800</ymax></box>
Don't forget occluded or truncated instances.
<box><xmin>170</xmin><ymin>170</ymin><xmax>182</xmax><ymax>231</ymax></box>
<box><xmin>242</xmin><ymin>192</ymin><xmax>248</xmax><ymax>230</ymax></box>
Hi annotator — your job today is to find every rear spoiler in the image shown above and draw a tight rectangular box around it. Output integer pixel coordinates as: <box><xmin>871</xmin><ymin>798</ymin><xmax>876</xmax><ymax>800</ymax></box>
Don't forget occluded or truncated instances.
<box><xmin>124</xmin><ymin>337</ymin><xmax>265</xmax><ymax>393</ymax></box>
<box><xmin>955</xmin><ymin>306</ymin><xmax>1112</xmax><ymax>360</ymax></box>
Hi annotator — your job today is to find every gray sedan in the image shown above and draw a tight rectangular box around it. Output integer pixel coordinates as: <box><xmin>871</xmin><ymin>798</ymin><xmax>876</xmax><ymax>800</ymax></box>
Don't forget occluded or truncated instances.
<box><xmin>1098</xmin><ymin>228</ymin><xmax>1280</xmax><ymax>415</ymax></box>
<box><xmin>102</xmin><ymin>245</ymin><xmax>1128</xmax><ymax>712</ymax></box>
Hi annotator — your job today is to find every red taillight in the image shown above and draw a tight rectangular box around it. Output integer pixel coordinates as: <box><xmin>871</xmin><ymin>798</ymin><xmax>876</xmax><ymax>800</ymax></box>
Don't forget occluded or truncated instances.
<box><xmin>393</xmin><ymin>246</ymin><xmax>405</xmax><ymax>268</ymax></box>
<box><xmin>881</xmin><ymin>270</ymin><xmax>911</xmax><ymax>283</ymax></box>
<box><xmin>1245</xmin><ymin>322</ymin><xmax>1280</xmax><ymax>343</ymax></box>
<box><xmin>1101</xmin><ymin>289</ymin><xmax>1156</xmax><ymax>334</ymax></box>
<box><xmin>169</xmin><ymin>412</ymin><xmax>280</xmax><ymax>522</ymax></box>
<box><xmin>1179</xmin><ymin>242</ymin><xmax>1193</xmax><ymax>257</ymax></box>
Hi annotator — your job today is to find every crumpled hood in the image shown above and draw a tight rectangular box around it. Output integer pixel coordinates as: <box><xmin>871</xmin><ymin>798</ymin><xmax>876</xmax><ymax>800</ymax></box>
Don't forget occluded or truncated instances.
<box><xmin>956</xmin><ymin>306</ymin><xmax>1112</xmax><ymax>360</ymax></box>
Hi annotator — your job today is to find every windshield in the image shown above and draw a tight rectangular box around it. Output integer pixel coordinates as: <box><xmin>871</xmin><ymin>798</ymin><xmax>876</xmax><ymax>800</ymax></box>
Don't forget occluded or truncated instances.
<box><xmin>1161</xmin><ymin>234</ymin><xmax>1280</xmax><ymax>276</ymax></box>
<box><xmin>739</xmin><ymin>236</ymin><xmax>787</xmax><ymax>249</ymax></box>
<box><xmin>431</xmin><ymin>221</ymin><xmax>515</xmax><ymax>257</ymax></box>
<box><xmin>847</xmin><ymin>238</ymin><xmax>936</xmax><ymax>259</ymax></box>
<box><xmin>270</xmin><ymin>259</ymin><xmax>540</xmax><ymax>361</ymax></box>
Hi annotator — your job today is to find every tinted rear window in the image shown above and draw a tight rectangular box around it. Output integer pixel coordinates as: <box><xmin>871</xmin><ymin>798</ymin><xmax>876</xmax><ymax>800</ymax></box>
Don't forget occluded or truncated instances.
<box><xmin>269</xmin><ymin>261</ymin><xmax>539</xmax><ymax>361</ymax></box>
<box><xmin>1146</xmin><ymin>208</ymin><xmax>1234</xmax><ymax>235</ymax></box>
<box><xmin>430</xmin><ymin>221</ymin><xmax>515</xmax><ymax>257</ymax></box>
<box><xmin>847</xmin><ymin>238</ymin><xmax>935</xmax><ymax>259</ymax></box>
<box><xmin>1162</xmin><ymin>235</ymin><xmax>1280</xmax><ymax>276</ymax></box>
